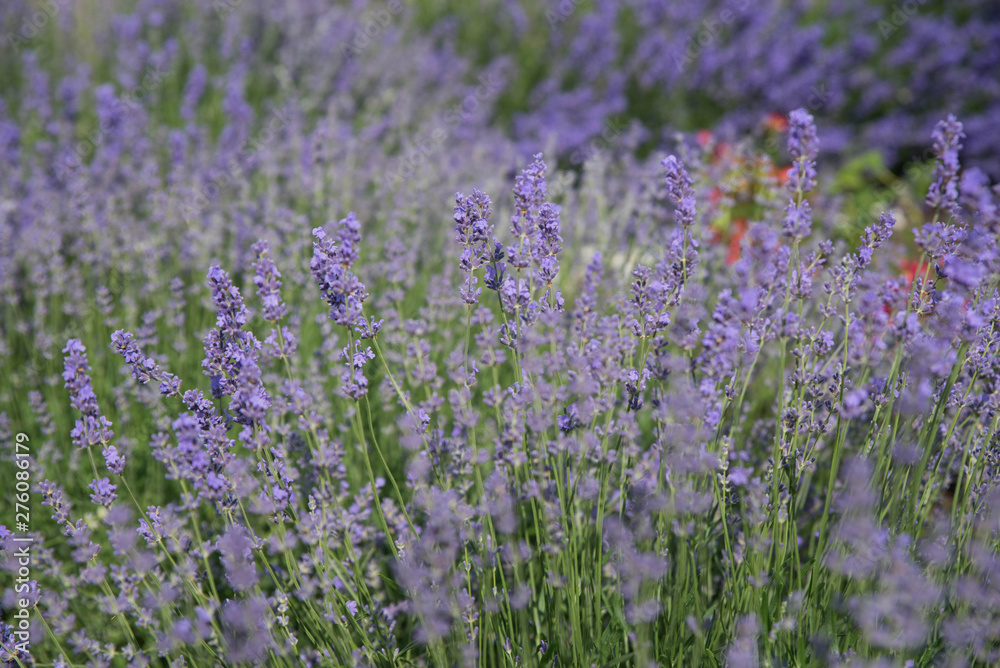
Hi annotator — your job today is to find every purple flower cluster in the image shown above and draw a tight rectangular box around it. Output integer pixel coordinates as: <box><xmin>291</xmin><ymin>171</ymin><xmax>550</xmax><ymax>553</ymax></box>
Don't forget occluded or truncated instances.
<box><xmin>925</xmin><ymin>114</ymin><xmax>966</xmax><ymax>219</ymax></box>
<box><xmin>311</xmin><ymin>214</ymin><xmax>373</xmax><ymax>331</ymax></box>
<box><xmin>4</xmin><ymin>123</ymin><xmax>1000</xmax><ymax>664</ymax></box>
<box><xmin>782</xmin><ymin>108</ymin><xmax>819</xmax><ymax>241</ymax></box>
<box><xmin>500</xmin><ymin>0</ymin><xmax>1000</xmax><ymax>179</ymax></box>
<box><xmin>202</xmin><ymin>265</ymin><xmax>270</xmax><ymax>431</ymax></box>
<box><xmin>1</xmin><ymin>2</ymin><xmax>999</xmax><ymax>663</ymax></box>
<box><xmin>62</xmin><ymin>340</ymin><xmax>114</xmax><ymax>451</ymax></box>
<box><xmin>454</xmin><ymin>188</ymin><xmax>495</xmax><ymax>306</ymax></box>
<box><xmin>111</xmin><ymin>330</ymin><xmax>182</xmax><ymax>397</ymax></box>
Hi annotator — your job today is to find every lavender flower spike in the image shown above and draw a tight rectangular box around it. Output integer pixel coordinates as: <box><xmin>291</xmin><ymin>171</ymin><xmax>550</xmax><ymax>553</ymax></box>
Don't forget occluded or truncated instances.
<box><xmin>63</xmin><ymin>339</ymin><xmax>114</xmax><ymax>450</ymax></box>
<box><xmin>311</xmin><ymin>213</ymin><xmax>370</xmax><ymax>328</ymax></box>
<box><xmin>455</xmin><ymin>189</ymin><xmax>494</xmax><ymax>305</ymax></box>
<box><xmin>662</xmin><ymin>155</ymin><xmax>697</xmax><ymax>228</ymax></box>
<box><xmin>782</xmin><ymin>108</ymin><xmax>819</xmax><ymax>241</ymax></box>
<box><xmin>87</xmin><ymin>477</ymin><xmax>118</xmax><ymax>507</ymax></box>
<box><xmin>925</xmin><ymin>114</ymin><xmax>965</xmax><ymax>220</ymax></box>
<box><xmin>251</xmin><ymin>239</ymin><xmax>288</xmax><ymax>323</ymax></box>
<box><xmin>786</xmin><ymin>108</ymin><xmax>819</xmax><ymax>194</ymax></box>
<box><xmin>111</xmin><ymin>330</ymin><xmax>181</xmax><ymax>396</ymax></box>
<box><xmin>202</xmin><ymin>265</ymin><xmax>253</xmax><ymax>395</ymax></box>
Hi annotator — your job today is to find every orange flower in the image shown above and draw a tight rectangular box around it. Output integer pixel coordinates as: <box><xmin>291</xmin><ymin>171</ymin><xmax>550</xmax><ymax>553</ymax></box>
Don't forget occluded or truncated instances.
<box><xmin>714</xmin><ymin>141</ymin><xmax>732</xmax><ymax>161</ymax></box>
<box><xmin>726</xmin><ymin>219</ymin><xmax>748</xmax><ymax>265</ymax></box>
<box><xmin>901</xmin><ymin>258</ymin><xmax>929</xmax><ymax>286</ymax></box>
<box><xmin>771</xmin><ymin>165</ymin><xmax>791</xmax><ymax>186</ymax></box>
<box><xmin>764</xmin><ymin>112</ymin><xmax>788</xmax><ymax>133</ymax></box>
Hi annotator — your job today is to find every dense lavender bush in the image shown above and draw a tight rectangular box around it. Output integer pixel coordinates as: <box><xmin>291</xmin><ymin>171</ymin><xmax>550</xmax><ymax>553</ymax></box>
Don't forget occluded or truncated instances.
<box><xmin>2</xmin><ymin>1</ymin><xmax>1000</xmax><ymax>667</ymax></box>
<box><xmin>452</xmin><ymin>0</ymin><xmax>1000</xmax><ymax>177</ymax></box>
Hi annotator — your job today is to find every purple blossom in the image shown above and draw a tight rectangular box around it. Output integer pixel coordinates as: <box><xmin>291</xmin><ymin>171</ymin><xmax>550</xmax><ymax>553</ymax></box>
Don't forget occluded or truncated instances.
<box><xmin>782</xmin><ymin>199</ymin><xmax>813</xmax><ymax>242</ymax></box>
<box><xmin>202</xmin><ymin>265</ymin><xmax>270</xmax><ymax>428</ymax></box>
<box><xmin>87</xmin><ymin>477</ymin><xmax>118</xmax><ymax>507</ymax></box>
<box><xmin>251</xmin><ymin>239</ymin><xmax>288</xmax><ymax>323</ymax></box>
<box><xmin>38</xmin><ymin>480</ymin><xmax>71</xmax><ymax>525</ymax></box>
<box><xmin>509</xmin><ymin>153</ymin><xmax>547</xmax><ymax>238</ymax></box>
<box><xmin>62</xmin><ymin>339</ymin><xmax>99</xmax><ymax>416</ymax></box>
<box><xmin>63</xmin><ymin>339</ymin><xmax>114</xmax><ymax>450</ymax></box>
<box><xmin>662</xmin><ymin>155</ymin><xmax>697</xmax><ymax>228</ymax></box>
<box><xmin>111</xmin><ymin>330</ymin><xmax>181</xmax><ymax>396</ymax></box>
<box><xmin>925</xmin><ymin>114</ymin><xmax>965</xmax><ymax>220</ymax></box>
<box><xmin>217</xmin><ymin>524</ymin><xmax>259</xmax><ymax>592</ymax></box>
<box><xmin>339</xmin><ymin>341</ymin><xmax>374</xmax><ymax>399</ymax></box>
<box><xmin>455</xmin><ymin>189</ymin><xmax>494</xmax><ymax>305</ymax></box>
<box><xmin>786</xmin><ymin>108</ymin><xmax>818</xmax><ymax>194</ymax></box>
<box><xmin>914</xmin><ymin>221</ymin><xmax>966</xmax><ymax>261</ymax></box>
<box><xmin>857</xmin><ymin>213</ymin><xmax>896</xmax><ymax>270</ymax></box>
<box><xmin>7</xmin><ymin>15</ymin><xmax>1000</xmax><ymax>664</ymax></box>
<box><xmin>101</xmin><ymin>444</ymin><xmax>125</xmax><ymax>475</ymax></box>
<box><xmin>311</xmin><ymin>214</ymin><xmax>370</xmax><ymax>328</ymax></box>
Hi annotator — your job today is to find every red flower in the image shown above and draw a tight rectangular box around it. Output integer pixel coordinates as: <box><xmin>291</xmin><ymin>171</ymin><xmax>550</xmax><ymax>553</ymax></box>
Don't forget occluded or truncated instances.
<box><xmin>901</xmin><ymin>257</ymin><xmax>931</xmax><ymax>288</ymax></box>
<box><xmin>772</xmin><ymin>166</ymin><xmax>791</xmax><ymax>186</ymax></box>
<box><xmin>726</xmin><ymin>219</ymin><xmax>748</xmax><ymax>265</ymax></box>
<box><xmin>764</xmin><ymin>112</ymin><xmax>788</xmax><ymax>133</ymax></box>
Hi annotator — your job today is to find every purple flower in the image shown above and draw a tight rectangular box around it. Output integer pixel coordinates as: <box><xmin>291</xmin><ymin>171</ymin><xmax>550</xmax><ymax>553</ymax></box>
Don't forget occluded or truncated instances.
<box><xmin>87</xmin><ymin>477</ymin><xmax>118</xmax><ymax>507</ymax></box>
<box><xmin>534</xmin><ymin>202</ymin><xmax>563</xmax><ymax>301</ymax></box>
<box><xmin>38</xmin><ymin>480</ymin><xmax>71</xmax><ymax>524</ymax></box>
<box><xmin>504</xmin><ymin>153</ymin><xmax>568</xmax><ymax>320</ymax></box>
<box><xmin>857</xmin><ymin>212</ymin><xmax>896</xmax><ymax>270</ymax></box>
<box><xmin>62</xmin><ymin>339</ymin><xmax>99</xmax><ymax>416</ymax></box>
<box><xmin>102</xmin><ymin>444</ymin><xmax>125</xmax><ymax>475</ymax></box>
<box><xmin>914</xmin><ymin>221</ymin><xmax>966</xmax><ymax>261</ymax></box>
<box><xmin>203</xmin><ymin>265</ymin><xmax>251</xmax><ymax>395</ymax></box>
<box><xmin>662</xmin><ymin>155</ymin><xmax>697</xmax><ymax>228</ymax></box>
<box><xmin>455</xmin><ymin>189</ymin><xmax>496</xmax><ymax>305</ymax></box>
<box><xmin>217</xmin><ymin>524</ymin><xmax>259</xmax><ymax>592</ymax></box>
<box><xmin>202</xmin><ymin>266</ymin><xmax>270</xmax><ymax>428</ymax></box>
<box><xmin>111</xmin><ymin>330</ymin><xmax>181</xmax><ymax>396</ymax></box>
<box><xmin>455</xmin><ymin>189</ymin><xmax>494</xmax><ymax>265</ymax></box>
<box><xmin>220</xmin><ymin>596</ymin><xmax>276</xmax><ymax>663</ymax></box>
<box><xmin>782</xmin><ymin>199</ymin><xmax>813</xmax><ymax>242</ymax></box>
<box><xmin>510</xmin><ymin>153</ymin><xmax>547</xmax><ymax>238</ymax></box>
<box><xmin>311</xmin><ymin>214</ymin><xmax>370</xmax><ymax>328</ymax></box>
<box><xmin>925</xmin><ymin>114</ymin><xmax>965</xmax><ymax>220</ymax></box>
<box><xmin>780</xmin><ymin>109</ymin><xmax>819</xmax><ymax>242</ymax></box>
<box><xmin>657</xmin><ymin>156</ymin><xmax>700</xmax><ymax>307</ymax></box>
<box><xmin>251</xmin><ymin>239</ymin><xmax>288</xmax><ymax>323</ymax></box>
<box><xmin>786</xmin><ymin>108</ymin><xmax>818</xmax><ymax>194</ymax></box>
<box><xmin>831</xmin><ymin>212</ymin><xmax>896</xmax><ymax>304</ymax></box>
<box><xmin>161</xmin><ymin>412</ymin><xmax>235</xmax><ymax>503</ymax></box>
<box><xmin>63</xmin><ymin>339</ymin><xmax>115</xmax><ymax>450</ymax></box>
<box><xmin>339</xmin><ymin>341</ymin><xmax>375</xmax><ymax>399</ymax></box>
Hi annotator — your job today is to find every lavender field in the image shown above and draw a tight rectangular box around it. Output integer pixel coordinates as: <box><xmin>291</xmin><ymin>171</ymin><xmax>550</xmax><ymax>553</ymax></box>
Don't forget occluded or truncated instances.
<box><xmin>2</xmin><ymin>0</ymin><xmax>1000</xmax><ymax>666</ymax></box>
